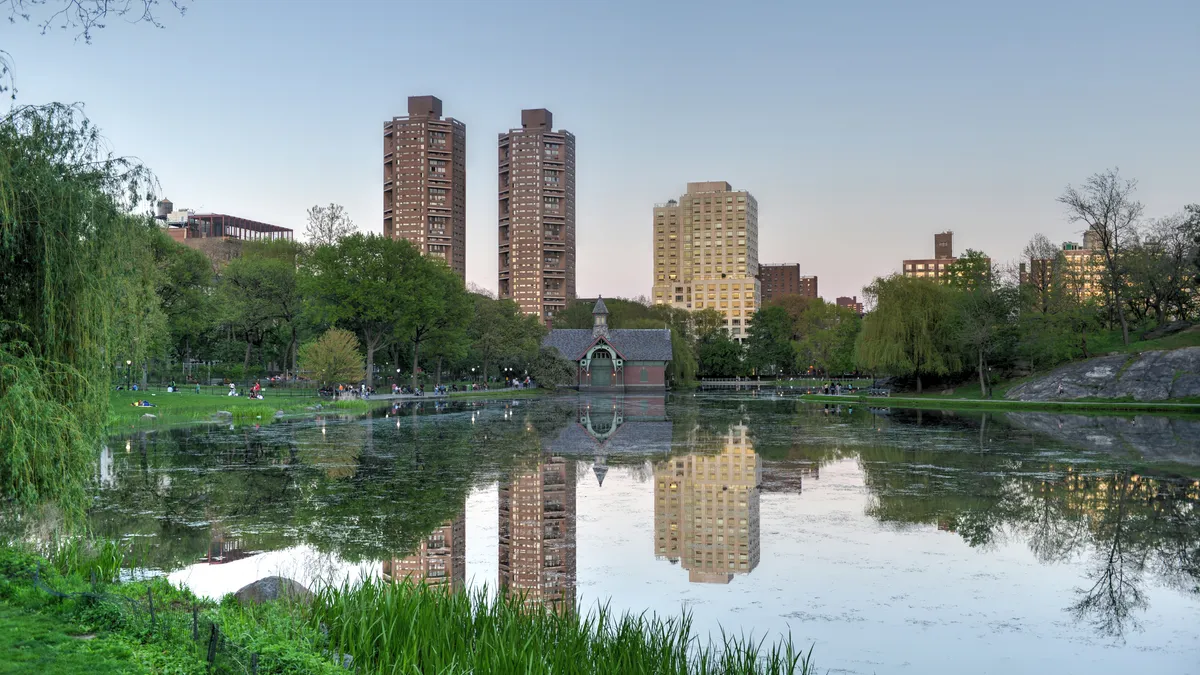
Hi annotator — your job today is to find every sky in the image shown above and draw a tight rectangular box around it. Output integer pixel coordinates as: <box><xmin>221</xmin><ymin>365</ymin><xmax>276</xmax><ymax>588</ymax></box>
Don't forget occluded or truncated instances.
<box><xmin>5</xmin><ymin>0</ymin><xmax>1198</xmax><ymax>302</ymax></box>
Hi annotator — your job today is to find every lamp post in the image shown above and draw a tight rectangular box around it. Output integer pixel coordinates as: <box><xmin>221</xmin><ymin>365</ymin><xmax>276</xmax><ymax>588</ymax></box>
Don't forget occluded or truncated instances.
<box><xmin>125</xmin><ymin>360</ymin><xmax>132</xmax><ymax>389</ymax></box>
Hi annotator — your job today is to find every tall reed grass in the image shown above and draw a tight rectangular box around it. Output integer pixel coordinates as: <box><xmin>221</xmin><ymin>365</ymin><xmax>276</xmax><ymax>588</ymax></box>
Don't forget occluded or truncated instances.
<box><xmin>311</xmin><ymin>578</ymin><xmax>814</xmax><ymax>674</ymax></box>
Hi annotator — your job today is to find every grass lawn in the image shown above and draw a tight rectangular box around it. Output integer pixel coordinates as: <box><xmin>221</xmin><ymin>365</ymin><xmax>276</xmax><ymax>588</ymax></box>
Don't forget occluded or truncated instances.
<box><xmin>107</xmin><ymin>390</ymin><xmax>375</xmax><ymax>429</ymax></box>
<box><xmin>0</xmin><ymin>604</ymin><xmax>148</xmax><ymax>675</ymax></box>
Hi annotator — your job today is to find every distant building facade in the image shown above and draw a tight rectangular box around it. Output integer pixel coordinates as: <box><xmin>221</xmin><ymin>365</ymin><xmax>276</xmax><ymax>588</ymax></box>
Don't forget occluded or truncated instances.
<box><xmin>653</xmin><ymin>424</ymin><xmax>761</xmax><ymax>583</ymax></box>
<box><xmin>1019</xmin><ymin>231</ymin><xmax>1106</xmax><ymax>301</ymax></box>
<box><xmin>902</xmin><ymin>231</ymin><xmax>990</xmax><ymax>283</ymax></box>
<box><xmin>759</xmin><ymin>263</ymin><xmax>817</xmax><ymax>302</ymax></box>
<box><xmin>384</xmin><ymin>96</ymin><xmax>467</xmax><ymax>278</ymax></box>
<box><xmin>836</xmin><ymin>296</ymin><xmax>864</xmax><ymax>315</ymax></box>
<box><xmin>382</xmin><ymin>512</ymin><xmax>466</xmax><ymax>591</ymax></box>
<box><xmin>499</xmin><ymin>456</ymin><xmax>576</xmax><ymax>613</ymax></box>
<box><xmin>542</xmin><ymin>298</ymin><xmax>673</xmax><ymax>391</ymax></box>
<box><xmin>155</xmin><ymin>199</ymin><xmax>292</xmax><ymax>269</ymax></box>
<box><xmin>498</xmin><ymin>109</ymin><xmax>576</xmax><ymax>322</ymax></box>
<box><xmin>652</xmin><ymin>182</ymin><xmax>760</xmax><ymax>340</ymax></box>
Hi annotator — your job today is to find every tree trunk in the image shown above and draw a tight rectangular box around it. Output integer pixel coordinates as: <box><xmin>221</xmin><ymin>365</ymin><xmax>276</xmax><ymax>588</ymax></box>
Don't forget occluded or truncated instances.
<box><xmin>366</xmin><ymin>343</ymin><xmax>376</xmax><ymax>388</ymax></box>
<box><xmin>140</xmin><ymin>361</ymin><xmax>148</xmax><ymax>388</ymax></box>
<box><xmin>916</xmin><ymin>374</ymin><xmax>922</xmax><ymax>394</ymax></box>
<box><xmin>482</xmin><ymin>356</ymin><xmax>491</xmax><ymax>387</ymax></box>
<box><xmin>977</xmin><ymin>350</ymin><xmax>988</xmax><ymax>399</ymax></box>
<box><xmin>243</xmin><ymin>340</ymin><xmax>252</xmax><ymax>372</ymax></box>
<box><xmin>435</xmin><ymin>357</ymin><xmax>443</xmax><ymax>387</ymax></box>
<box><xmin>410</xmin><ymin>340</ymin><xmax>421</xmax><ymax>392</ymax></box>
<box><xmin>289</xmin><ymin>325</ymin><xmax>298</xmax><ymax>379</ymax></box>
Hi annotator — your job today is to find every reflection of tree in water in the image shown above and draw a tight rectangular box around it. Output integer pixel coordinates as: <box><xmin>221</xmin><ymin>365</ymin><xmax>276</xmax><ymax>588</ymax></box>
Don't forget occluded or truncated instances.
<box><xmin>748</xmin><ymin>402</ymin><xmax>1200</xmax><ymax>639</ymax></box>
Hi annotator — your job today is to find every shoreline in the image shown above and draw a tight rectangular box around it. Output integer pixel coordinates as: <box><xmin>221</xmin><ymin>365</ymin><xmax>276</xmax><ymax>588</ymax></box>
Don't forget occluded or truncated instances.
<box><xmin>792</xmin><ymin>393</ymin><xmax>1200</xmax><ymax>415</ymax></box>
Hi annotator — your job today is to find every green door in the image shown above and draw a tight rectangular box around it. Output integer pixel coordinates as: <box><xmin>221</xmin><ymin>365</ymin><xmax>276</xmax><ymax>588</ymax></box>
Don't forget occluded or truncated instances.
<box><xmin>591</xmin><ymin>359</ymin><xmax>612</xmax><ymax>386</ymax></box>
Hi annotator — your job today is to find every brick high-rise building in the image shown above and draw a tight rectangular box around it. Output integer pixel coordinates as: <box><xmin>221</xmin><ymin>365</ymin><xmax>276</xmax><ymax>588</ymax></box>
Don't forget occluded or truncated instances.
<box><xmin>498</xmin><ymin>109</ymin><xmax>576</xmax><ymax>322</ymax></box>
<box><xmin>836</xmin><ymin>296</ymin><xmax>864</xmax><ymax>315</ymax></box>
<box><xmin>499</xmin><ymin>456</ymin><xmax>576</xmax><ymax>613</ymax></box>
<box><xmin>382</xmin><ymin>512</ymin><xmax>466</xmax><ymax>591</ymax></box>
<box><xmin>903</xmin><ymin>231</ymin><xmax>957</xmax><ymax>281</ymax></box>
<box><xmin>383</xmin><ymin>96</ymin><xmax>467</xmax><ymax>278</ymax></box>
<box><xmin>652</xmin><ymin>182</ymin><xmax>760</xmax><ymax>340</ymax></box>
<box><xmin>653</xmin><ymin>425</ymin><xmax>761</xmax><ymax>584</ymax></box>
<box><xmin>759</xmin><ymin>263</ymin><xmax>817</xmax><ymax>303</ymax></box>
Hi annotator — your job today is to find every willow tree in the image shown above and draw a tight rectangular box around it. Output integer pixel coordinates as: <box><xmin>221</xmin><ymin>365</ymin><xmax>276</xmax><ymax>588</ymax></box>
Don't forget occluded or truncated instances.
<box><xmin>856</xmin><ymin>275</ymin><xmax>960</xmax><ymax>393</ymax></box>
<box><xmin>0</xmin><ymin>103</ymin><xmax>156</xmax><ymax>516</ymax></box>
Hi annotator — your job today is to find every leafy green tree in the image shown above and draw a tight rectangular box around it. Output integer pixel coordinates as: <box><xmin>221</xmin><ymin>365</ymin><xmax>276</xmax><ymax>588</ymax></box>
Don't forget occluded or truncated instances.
<box><xmin>856</xmin><ymin>275</ymin><xmax>960</xmax><ymax>392</ymax></box>
<box><xmin>528</xmin><ymin>346</ymin><xmax>576</xmax><ymax>389</ymax></box>
<box><xmin>944</xmin><ymin>249</ymin><xmax>992</xmax><ymax>289</ymax></box>
<box><xmin>697</xmin><ymin>332</ymin><xmax>744</xmax><ymax>378</ymax></box>
<box><xmin>298</xmin><ymin>328</ymin><xmax>364</xmax><ymax>386</ymax></box>
<box><xmin>953</xmin><ymin>280</ymin><xmax>1018</xmax><ymax>398</ymax></box>
<box><xmin>217</xmin><ymin>242</ymin><xmax>301</xmax><ymax>376</ymax></box>
<box><xmin>793</xmin><ymin>300</ymin><xmax>861</xmax><ymax>376</ymax></box>
<box><xmin>301</xmin><ymin>235</ymin><xmax>420</xmax><ymax>387</ymax></box>
<box><xmin>398</xmin><ymin>257</ymin><xmax>471</xmax><ymax>392</ymax></box>
<box><xmin>149</xmin><ymin>230</ymin><xmax>214</xmax><ymax>380</ymax></box>
<box><xmin>744</xmin><ymin>305</ymin><xmax>793</xmax><ymax>375</ymax></box>
<box><xmin>691</xmin><ymin>308</ymin><xmax>727</xmax><ymax>341</ymax></box>
<box><xmin>467</xmin><ymin>295</ymin><xmax>543</xmax><ymax>384</ymax></box>
<box><xmin>0</xmin><ymin>103</ymin><xmax>157</xmax><ymax>516</ymax></box>
<box><xmin>1125</xmin><ymin>213</ymin><xmax>1198</xmax><ymax>325</ymax></box>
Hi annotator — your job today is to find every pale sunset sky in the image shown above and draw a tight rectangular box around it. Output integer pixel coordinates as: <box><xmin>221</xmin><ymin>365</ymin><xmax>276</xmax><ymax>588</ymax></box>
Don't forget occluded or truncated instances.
<box><xmin>6</xmin><ymin>0</ymin><xmax>1197</xmax><ymax>301</ymax></box>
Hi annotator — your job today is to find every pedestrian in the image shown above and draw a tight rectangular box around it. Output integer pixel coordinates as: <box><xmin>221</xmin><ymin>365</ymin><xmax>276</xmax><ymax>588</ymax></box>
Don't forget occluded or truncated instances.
<box><xmin>1057</xmin><ymin>379</ymin><xmax>1064</xmax><ymax>397</ymax></box>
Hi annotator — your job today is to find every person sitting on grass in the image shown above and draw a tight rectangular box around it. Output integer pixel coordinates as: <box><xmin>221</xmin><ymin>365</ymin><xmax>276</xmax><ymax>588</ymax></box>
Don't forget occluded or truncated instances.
<box><xmin>131</xmin><ymin>400</ymin><xmax>155</xmax><ymax>407</ymax></box>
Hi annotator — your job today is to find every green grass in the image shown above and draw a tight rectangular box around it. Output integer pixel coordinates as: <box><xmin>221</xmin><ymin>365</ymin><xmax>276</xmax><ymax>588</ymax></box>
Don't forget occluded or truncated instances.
<box><xmin>2</xmin><ymin>543</ymin><xmax>817</xmax><ymax>675</ymax></box>
<box><xmin>0</xmin><ymin>604</ymin><xmax>149</xmax><ymax>675</ymax></box>
<box><xmin>106</xmin><ymin>390</ymin><xmax>376</xmax><ymax>429</ymax></box>
<box><xmin>1088</xmin><ymin>325</ymin><xmax>1200</xmax><ymax>354</ymax></box>
<box><xmin>313</xmin><ymin>577</ymin><xmax>815</xmax><ymax>675</ymax></box>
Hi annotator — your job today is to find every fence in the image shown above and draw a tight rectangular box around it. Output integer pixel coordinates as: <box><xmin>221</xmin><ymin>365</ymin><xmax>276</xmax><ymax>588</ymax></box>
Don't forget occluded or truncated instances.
<box><xmin>15</xmin><ymin>563</ymin><xmax>345</xmax><ymax>673</ymax></box>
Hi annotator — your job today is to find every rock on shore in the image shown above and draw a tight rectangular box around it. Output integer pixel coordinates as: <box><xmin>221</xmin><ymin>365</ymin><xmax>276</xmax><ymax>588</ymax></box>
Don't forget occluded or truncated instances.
<box><xmin>1005</xmin><ymin>347</ymin><xmax>1200</xmax><ymax>402</ymax></box>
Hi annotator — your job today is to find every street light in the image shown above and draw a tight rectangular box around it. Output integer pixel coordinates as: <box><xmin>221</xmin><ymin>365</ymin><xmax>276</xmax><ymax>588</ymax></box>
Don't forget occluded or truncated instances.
<box><xmin>125</xmin><ymin>360</ymin><xmax>132</xmax><ymax>389</ymax></box>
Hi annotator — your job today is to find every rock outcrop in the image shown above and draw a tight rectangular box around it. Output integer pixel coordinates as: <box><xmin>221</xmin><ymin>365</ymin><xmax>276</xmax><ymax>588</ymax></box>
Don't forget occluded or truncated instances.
<box><xmin>1005</xmin><ymin>347</ymin><xmax>1200</xmax><ymax>401</ymax></box>
<box><xmin>233</xmin><ymin>576</ymin><xmax>313</xmax><ymax>605</ymax></box>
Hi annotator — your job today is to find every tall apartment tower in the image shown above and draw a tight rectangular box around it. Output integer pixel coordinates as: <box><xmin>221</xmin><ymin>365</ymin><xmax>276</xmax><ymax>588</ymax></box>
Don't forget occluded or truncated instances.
<box><xmin>498</xmin><ymin>456</ymin><xmax>577</xmax><ymax>613</ymax></box>
<box><xmin>383</xmin><ymin>96</ymin><xmax>467</xmax><ymax>278</ymax></box>
<box><xmin>652</xmin><ymin>182</ymin><xmax>760</xmax><ymax>340</ymax></box>
<box><xmin>498</xmin><ymin>109</ymin><xmax>576</xmax><ymax>322</ymax></box>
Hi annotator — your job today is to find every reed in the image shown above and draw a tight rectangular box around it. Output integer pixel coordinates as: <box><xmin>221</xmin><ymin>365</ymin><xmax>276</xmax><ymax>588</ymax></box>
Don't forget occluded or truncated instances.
<box><xmin>311</xmin><ymin>577</ymin><xmax>815</xmax><ymax>675</ymax></box>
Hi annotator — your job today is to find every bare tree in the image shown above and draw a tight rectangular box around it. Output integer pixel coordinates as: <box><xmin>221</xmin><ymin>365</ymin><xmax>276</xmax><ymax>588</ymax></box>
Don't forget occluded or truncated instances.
<box><xmin>1020</xmin><ymin>234</ymin><xmax>1060</xmax><ymax>313</ymax></box>
<box><xmin>2</xmin><ymin>0</ymin><xmax>189</xmax><ymax>97</ymax></box>
<box><xmin>1058</xmin><ymin>169</ymin><xmax>1143</xmax><ymax>345</ymax></box>
<box><xmin>304</xmin><ymin>203</ymin><xmax>356</xmax><ymax>247</ymax></box>
<box><xmin>1127</xmin><ymin>213</ymin><xmax>1199</xmax><ymax>324</ymax></box>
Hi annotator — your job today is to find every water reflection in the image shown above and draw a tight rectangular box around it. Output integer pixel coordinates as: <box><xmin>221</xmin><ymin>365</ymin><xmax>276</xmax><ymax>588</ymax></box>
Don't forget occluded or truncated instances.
<box><xmin>75</xmin><ymin>395</ymin><xmax>1200</xmax><ymax>668</ymax></box>
<box><xmin>499</xmin><ymin>457</ymin><xmax>576</xmax><ymax>612</ymax></box>
<box><xmin>654</xmin><ymin>424</ymin><xmax>761</xmax><ymax>583</ymax></box>
<box><xmin>383</xmin><ymin>512</ymin><xmax>466</xmax><ymax>591</ymax></box>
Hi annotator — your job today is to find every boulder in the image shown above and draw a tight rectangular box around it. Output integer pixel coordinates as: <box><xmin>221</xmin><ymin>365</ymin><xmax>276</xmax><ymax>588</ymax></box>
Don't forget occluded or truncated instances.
<box><xmin>233</xmin><ymin>576</ymin><xmax>313</xmax><ymax>606</ymax></box>
<box><xmin>1005</xmin><ymin>347</ymin><xmax>1200</xmax><ymax>402</ymax></box>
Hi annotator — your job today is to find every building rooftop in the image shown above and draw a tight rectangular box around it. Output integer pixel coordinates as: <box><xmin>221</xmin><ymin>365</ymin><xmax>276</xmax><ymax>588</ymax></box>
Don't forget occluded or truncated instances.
<box><xmin>543</xmin><ymin>329</ymin><xmax>673</xmax><ymax>362</ymax></box>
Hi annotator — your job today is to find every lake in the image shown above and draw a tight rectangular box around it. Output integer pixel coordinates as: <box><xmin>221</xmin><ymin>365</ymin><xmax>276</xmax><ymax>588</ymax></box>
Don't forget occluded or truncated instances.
<box><xmin>91</xmin><ymin>394</ymin><xmax>1200</xmax><ymax>674</ymax></box>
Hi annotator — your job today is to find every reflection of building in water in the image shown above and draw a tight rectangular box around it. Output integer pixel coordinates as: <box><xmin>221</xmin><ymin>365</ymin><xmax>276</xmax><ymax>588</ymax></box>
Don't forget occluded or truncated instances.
<box><xmin>207</xmin><ymin>530</ymin><xmax>255</xmax><ymax>565</ymax></box>
<box><xmin>654</xmin><ymin>425</ymin><xmax>761</xmax><ymax>583</ymax></box>
<box><xmin>545</xmin><ymin>395</ymin><xmax>672</xmax><ymax>486</ymax></box>
<box><xmin>382</xmin><ymin>512</ymin><xmax>466</xmax><ymax>591</ymax></box>
<box><xmin>499</xmin><ymin>457</ymin><xmax>576</xmax><ymax>612</ymax></box>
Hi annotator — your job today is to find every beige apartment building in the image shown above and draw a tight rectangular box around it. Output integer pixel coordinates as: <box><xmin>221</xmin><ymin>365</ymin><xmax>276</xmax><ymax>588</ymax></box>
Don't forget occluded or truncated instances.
<box><xmin>383</xmin><ymin>96</ymin><xmax>467</xmax><ymax>278</ymax></box>
<box><xmin>1020</xmin><ymin>231</ymin><xmax>1106</xmax><ymax>300</ymax></box>
<box><xmin>498</xmin><ymin>109</ymin><xmax>576</xmax><ymax>323</ymax></box>
<box><xmin>652</xmin><ymin>182</ymin><xmax>760</xmax><ymax>340</ymax></box>
<box><xmin>381</xmin><ymin>512</ymin><xmax>466</xmax><ymax>591</ymax></box>
<box><xmin>653</xmin><ymin>424</ymin><xmax>761</xmax><ymax>584</ymax></box>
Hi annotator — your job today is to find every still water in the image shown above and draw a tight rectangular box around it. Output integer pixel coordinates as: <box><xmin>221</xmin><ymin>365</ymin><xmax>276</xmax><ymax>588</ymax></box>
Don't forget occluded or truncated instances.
<box><xmin>93</xmin><ymin>394</ymin><xmax>1200</xmax><ymax>674</ymax></box>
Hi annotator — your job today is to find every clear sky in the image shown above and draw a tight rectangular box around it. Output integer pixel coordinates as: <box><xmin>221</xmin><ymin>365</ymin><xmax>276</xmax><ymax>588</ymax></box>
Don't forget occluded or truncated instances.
<box><xmin>6</xmin><ymin>0</ymin><xmax>1197</xmax><ymax>302</ymax></box>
